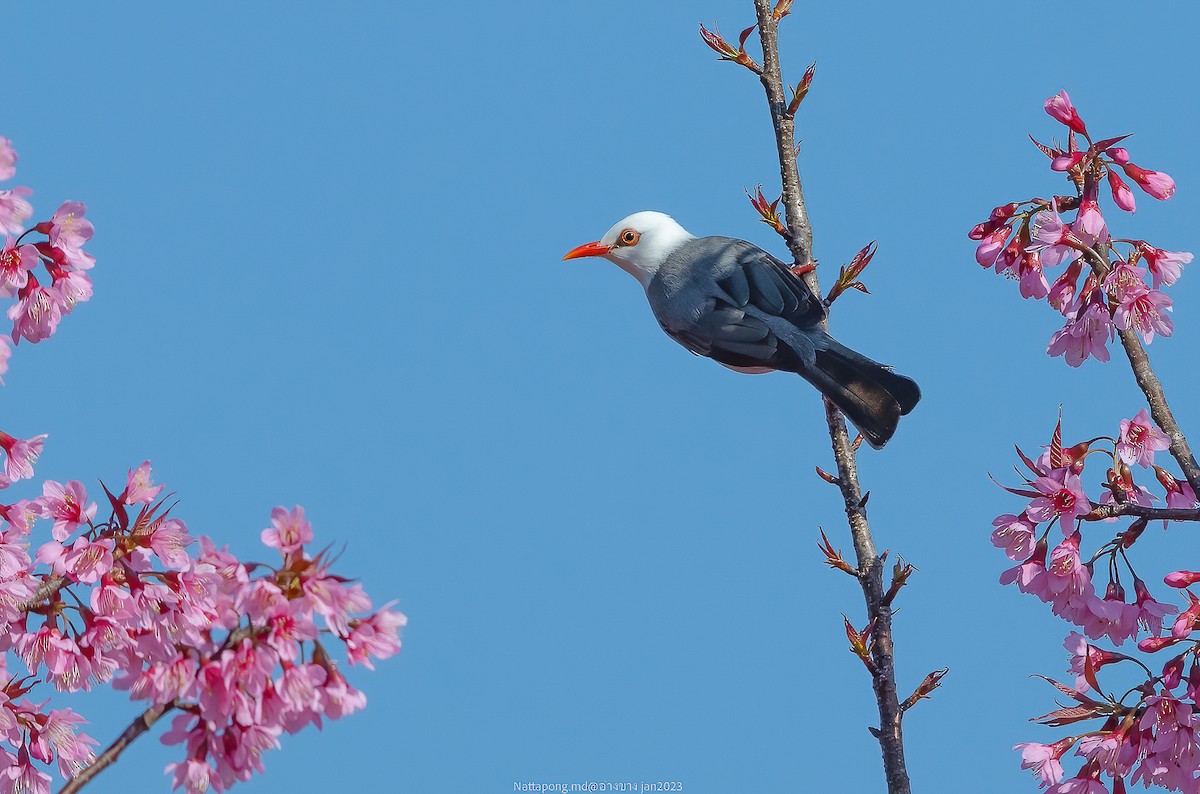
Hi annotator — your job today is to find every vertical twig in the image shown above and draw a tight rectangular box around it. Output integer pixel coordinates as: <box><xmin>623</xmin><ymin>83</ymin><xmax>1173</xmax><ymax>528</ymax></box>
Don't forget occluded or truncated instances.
<box><xmin>749</xmin><ymin>3</ymin><xmax>911</xmax><ymax>792</ymax></box>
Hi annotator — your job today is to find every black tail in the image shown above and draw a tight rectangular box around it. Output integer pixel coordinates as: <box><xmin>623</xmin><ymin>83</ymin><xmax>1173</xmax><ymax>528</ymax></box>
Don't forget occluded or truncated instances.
<box><xmin>802</xmin><ymin>338</ymin><xmax>920</xmax><ymax>449</ymax></box>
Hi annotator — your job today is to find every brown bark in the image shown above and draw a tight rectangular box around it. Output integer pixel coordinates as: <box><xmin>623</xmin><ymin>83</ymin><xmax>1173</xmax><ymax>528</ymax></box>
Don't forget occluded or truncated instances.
<box><xmin>749</xmin><ymin>3</ymin><xmax>911</xmax><ymax>792</ymax></box>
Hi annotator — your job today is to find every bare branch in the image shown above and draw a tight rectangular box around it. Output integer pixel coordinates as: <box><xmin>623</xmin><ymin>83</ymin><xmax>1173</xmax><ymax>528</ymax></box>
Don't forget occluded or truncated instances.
<box><xmin>1083</xmin><ymin>503</ymin><xmax>1200</xmax><ymax>522</ymax></box>
<box><xmin>748</xmin><ymin>3</ymin><xmax>911</xmax><ymax>792</ymax></box>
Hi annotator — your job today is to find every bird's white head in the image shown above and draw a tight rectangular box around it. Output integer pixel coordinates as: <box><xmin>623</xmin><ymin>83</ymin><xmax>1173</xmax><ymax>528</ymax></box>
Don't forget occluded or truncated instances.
<box><xmin>562</xmin><ymin>211</ymin><xmax>695</xmax><ymax>287</ymax></box>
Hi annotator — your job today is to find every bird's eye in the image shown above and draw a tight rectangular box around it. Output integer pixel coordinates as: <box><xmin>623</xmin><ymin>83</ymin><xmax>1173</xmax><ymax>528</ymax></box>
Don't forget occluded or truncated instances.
<box><xmin>619</xmin><ymin>229</ymin><xmax>640</xmax><ymax>246</ymax></box>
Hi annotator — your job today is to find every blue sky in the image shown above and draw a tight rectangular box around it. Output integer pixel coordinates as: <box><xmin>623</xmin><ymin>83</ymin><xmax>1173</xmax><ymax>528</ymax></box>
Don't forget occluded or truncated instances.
<box><xmin>4</xmin><ymin>2</ymin><xmax>1200</xmax><ymax>792</ymax></box>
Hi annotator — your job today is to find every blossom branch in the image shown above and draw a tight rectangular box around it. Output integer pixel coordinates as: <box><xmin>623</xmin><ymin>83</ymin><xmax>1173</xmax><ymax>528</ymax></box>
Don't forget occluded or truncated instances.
<box><xmin>748</xmin><ymin>3</ymin><xmax>912</xmax><ymax>792</ymax></box>
<box><xmin>1077</xmin><ymin>244</ymin><xmax>1200</xmax><ymax>495</ymax></box>
<box><xmin>1115</xmin><ymin>328</ymin><xmax>1200</xmax><ymax>495</ymax></box>
<box><xmin>58</xmin><ymin>701</ymin><xmax>179</xmax><ymax>794</ymax></box>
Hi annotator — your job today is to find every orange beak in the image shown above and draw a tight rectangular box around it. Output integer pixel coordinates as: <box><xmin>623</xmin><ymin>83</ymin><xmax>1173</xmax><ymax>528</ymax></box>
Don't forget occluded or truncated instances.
<box><xmin>562</xmin><ymin>241</ymin><xmax>611</xmax><ymax>261</ymax></box>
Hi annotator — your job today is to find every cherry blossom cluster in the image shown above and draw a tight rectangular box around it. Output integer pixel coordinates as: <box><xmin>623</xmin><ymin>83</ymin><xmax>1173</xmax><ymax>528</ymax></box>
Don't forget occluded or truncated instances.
<box><xmin>994</xmin><ymin>413</ymin><xmax>1200</xmax><ymax>793</ymax></box>
<box><xmin>969</xmin><ymin>91</ymin><xmax>1192</xmax><ymax>367</ymax></box>
<box><xmin>0</xmin><ymin>439</ymin><xmax>404</xmax><ymax>794</ymax></box>
<box><xmin>978</xmin><ymin>94</ymin><xmax>1200</xmax><ymax>794</ymax></box>
<box><xmin>0</xmin><ymin>135</ymin><xmax>95</xmax><ymax>383</ymax></box>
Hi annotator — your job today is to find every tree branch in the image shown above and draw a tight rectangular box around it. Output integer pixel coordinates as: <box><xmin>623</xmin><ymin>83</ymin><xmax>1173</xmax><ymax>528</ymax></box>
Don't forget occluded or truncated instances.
<box><xmin>749</xmin><ymin>4</ymin><xmax>911</xmax><ymax>792</ymax></box>
<box><xmin>1083</xmin><ymin>503</ymin><xmax>1200</xmax><ymax>522</ymax></box>
<box><xmin>58</xmin><ymin>700</ymin><xmax>179</xmax><ymax>794</ymax></box>
<box><xmin>1115</xmin><ymin>327</ymin><xmax>1200</xmax><ymax>496</ymax></box>
<box><xmin>1078</xmin><ymin>246</ymin><xmax>1200</xmax><ymax>495</ymax></box>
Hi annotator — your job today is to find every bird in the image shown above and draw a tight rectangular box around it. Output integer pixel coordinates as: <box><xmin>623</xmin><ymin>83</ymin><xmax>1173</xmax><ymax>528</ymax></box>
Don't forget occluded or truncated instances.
<box><xmin>562</xmin><ymin>211</ymin><xmax>920</xmax><ymax>448</ymax></box>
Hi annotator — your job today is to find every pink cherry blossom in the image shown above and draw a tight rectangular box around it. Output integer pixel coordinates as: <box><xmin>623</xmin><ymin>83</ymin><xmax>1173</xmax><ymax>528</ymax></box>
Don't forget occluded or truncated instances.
<box><xmin>46</xmin><ymin>202</ymin><xmax>92</xmax><ymax>259</ymax></box>
<box><xmin>1047</xmin><ymin>260</ymin><xmax>1084</xmax><ymax>314</ymax></box>
<box><xmin>148</xmin><ymin>518</ymin><xmax>194</xmax><ymax>571</ymax></box>
<box><xmin>32</xmin><ymin>708</ymin><xmax>97</xmax><ymax>779</ymax></box>
<box><xmin>1044</xmin><ymin>90</ymin><xmax>1088</xmax><ymax>135</ymax></box>
<box><xmin>0</xmin><ymin>534</ymin><xmax>31</xmax><ymax>579</ymax></box>
<box><xmin>0</xmin><ymin>138</ymin><xmax>15</xmax><ymax>182</ymax></box>
<box><xmin>1029</xmin><ymin>204</ymin><xmax>1081</xmax><ymax>269</ymax></box>
<box><xmin>1154</xmin><ymin>467</ymin><xmax>1198</xmax><ymax>510</ymax></box>
<box><xmin>344</xmin><ymin>604</ymin><xmax>406</xmax><ymax>669</ymax></box>
<box><xmin>1064</xmin><ymin>632</ymin><xmax>1123</xmax><ymax>688</ymax></box>
<box><xmin>0</xmin><ymin>431</ymin><xmax>45</xmax><ymax>483</ymax></box>
<box><xmin>123</xmin><ymin>460</ymin><xmax>163</xmax><ymax>505</ymax></box>
<box><xmin>8</xmin><ymin>276</ymin><xmax>62</xmax><ymax>345</ymax></box>
<box><xmin>1139</xmin><ymin>244</ymin><xmax>1192</xmax><ymax>289</ymax></box>
<box><xmin>165</xmin><ymin>757</ymin><xmax>217</xmax><ymax>794</ymax></box>
<box><xmin>36</xmin><ymin>480</ymin><xmax>96</xmax><ymax>541</ymax></box>
<box><xmin>49</xmin><ymin>269</ymin><xmax>91</xmax><ymax>315</ymax></box>
<box><xmin>1047</xmin><ymin>299</ymin><xmax>1112</xmax><ymax>367</ymax></box>
<box><xmin>1117</xmin><ymin>409</ymin><xmax>1170</xmax><ymax>468</ymax></box>
<box><xmin>993</xmin><ymin>233</ymin><xmax>1023</xmax><ymax>276</ymax></box>
<box><xmin>62</xmin><ymin>537</ymin><xmax>114</xmax><ymax>585</ymax></box>
<box><xmin>261</xmin><ymin>505</ymin><xmax>312</xmax><ymax>555</ymax></box>
<box><xmin>1045</xmin><ymin>533</ymin><xmax>1091</xmax><ymax>602</ymax></box>
<box><xmin>1172</xmin><ymin>591</ymin><xmax>1200</xmax><ymax>638</ymax></box>
<box><xmin>992</xmin><ymin>513</ymin><xmax>1038</xmax><ymax>560</ymax></box>
<box><xmin>1114</xmin><ymin>288</ymin><xmax>1173</xmax><ymax>344</ymax></box>
<box><xmin>1121</xmin><ymin>163</ymin><xmax>1175</xmax><ymax>200</ymax></box>
<box><xmin>0</xmin><ymin>240</ymin><xmax>36</xmax><ymax>294</ymax></box>
<box><xmin>5</xmin><ymin>746</ymin><xmax>51</xmax><ymax>794</ymax></box>
<box><xmin>1028</xmin><ymin>471</ymin><xmax>1091</xmax><ymax>528</ymax></box>
<box><xmin>1016</xmin><ymin>737</ymin><xmax>1072</xmax><ymax>787</ymax></box>
<box><xmin>0</xmin><ymin>188</ymin><xmax>32</xmax><ymax>237</ymax></box>
<box><xmin>1</xmin><ymin>499</ymin><xmax>39</xmax><ymax>535</ymax></box>
<box><xmin>303</xmin><ymin>573</ymin><xmax>372</xmax><ymax>636</ymax></box>
<box><xmin>1018</xmin><ymin>251</ymin><xmax>1050</xmax><ymax>299</ymax></box>
<box><xmin>1134</xmin><ymin>578</ymin><xmax>1178</xmax><ymax>635</ymax></box>
<box><xmin>0</xmin><ymin>338</ymin><xmax>9</xmax><ymax>385</ymax></box>
<box><xmin>1001</xmin><ymin>538</ymin><xmax>1052</xmax><ymax>599</ymax></box>
<box><xmin>1102</xmin><ymin>260</ymin><xmax>1149</xmax><ymax>303</ymax></box>
<box><xmin>975</xmin><ymin>226</ymin><xmax>1011</xmax><ymax>268</ymax></box>
<box><xmin>322</xmin><ymin>666</ymin><xmax>367</xmax><ymax>719</ymax></box>
<box><xmin>1047</xmin><ymin>773</ymin><xmax>1107</xmax><ymax>794</ymax></box>
<box><xmin>277</xmin><ymin>662</ymin><xmax>327</xmax><ymax>714</ymax></box>
<box><xmin>1072</xmin><ymin>180</ymin><xmax>1108</xmax><ymax>247</ymax></box>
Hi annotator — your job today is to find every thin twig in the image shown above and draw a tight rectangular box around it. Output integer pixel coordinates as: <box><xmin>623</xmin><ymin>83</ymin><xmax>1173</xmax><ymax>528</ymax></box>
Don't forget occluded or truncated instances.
<box><xmin>749</xmin><ymin>3</ymin><xmax>911</xmax><ymax>792</ymax></box>
<box><xmin>1083</xmin><ymin>503</ymin><xmax>1200</xmax><ymax>522</ymax></box>
<box><xmin>58</xmin><ymin>700</ymin><xmax>179</xmax><ymax>794</ymax></box>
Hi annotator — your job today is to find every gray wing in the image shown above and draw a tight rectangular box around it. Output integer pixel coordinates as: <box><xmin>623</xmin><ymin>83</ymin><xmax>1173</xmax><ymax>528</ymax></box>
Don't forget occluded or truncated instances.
<box><xmin>657</xmin><ymin>239</ymin><xmax>825</xmax><ymax>373</ymax></box>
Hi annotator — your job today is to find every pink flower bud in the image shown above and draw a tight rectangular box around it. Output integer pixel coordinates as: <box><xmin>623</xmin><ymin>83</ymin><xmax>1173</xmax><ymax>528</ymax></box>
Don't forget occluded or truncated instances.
<box><xmin>1106</xmin><ymin>168</ymin><xmax>1136</xmax><ymax>213</ymax></box>
<box><xmin>1044</xmin><ymin>90</ymin><xmax>1088</xmax><ymax>136</ymax></box>
<box><xmin>1139</xmin><ymin>635</ymin><xmax>1184</xmax><ymax>653</ymax></box>
<box><xmin>1164</xmin><ymin>655</ymin><xmax>1186</xmax><ymax>688</ymax></box>
<box><xmin>1051</xmin><ymin>152</ymin><xmax>1085</xmax><ymax>172</ymax></box>
<box><xmin>1122</xmin><ymin>163</ymin><xmax>1176</xmax><ymax>200</ymax></box>
<box><xmin>989</xmin><ymin>202</ymin><xmax>1021</xmax><ymax>222</ymax></box>
<box><xmin>1107</xmin><ymin>147</ymin><xmax>1130</xmax><ymax>164</ymax></box>
<box><xmin>1165</xmin><ymin>571</ymin><xmax>1200</xmax><ymax>588</ymax></box>
<box><xmin>975</xmin><ymin>226</ymin><xmax>1012</xmax><ymax>269</ymax></box>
